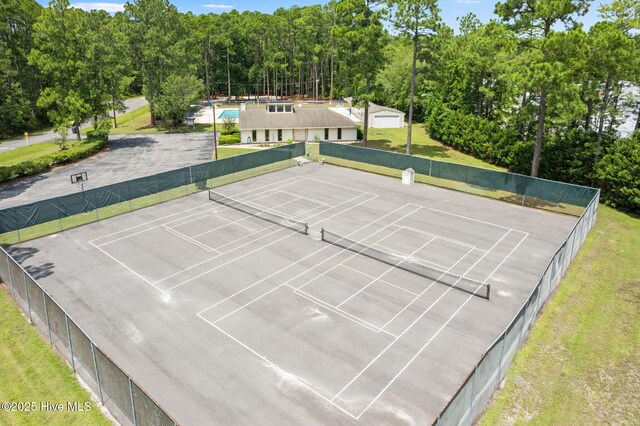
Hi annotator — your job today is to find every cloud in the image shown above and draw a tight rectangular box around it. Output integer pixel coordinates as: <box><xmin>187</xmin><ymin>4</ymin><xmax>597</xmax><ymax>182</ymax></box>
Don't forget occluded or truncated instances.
<box><xmin>202</xmin><ymin>4</ymin><xmax>234</xmax><ymax>8</ymax></box>
<box><xmin>71</xmin><ymin>2</ymin><xmax>125</xmax><ymax>12</ymax></box>
<box><xmin>454</xmin><ymin>0</ymin><xmax>482</xmax><ymax>3</ymax></box>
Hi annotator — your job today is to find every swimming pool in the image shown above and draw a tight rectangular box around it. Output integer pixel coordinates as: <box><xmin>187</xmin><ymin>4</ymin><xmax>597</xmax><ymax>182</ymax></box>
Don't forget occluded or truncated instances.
<box><xmin>218</xmin><ymin>109</ymin><xmax>239</xmax><ymax>119</ymax></box>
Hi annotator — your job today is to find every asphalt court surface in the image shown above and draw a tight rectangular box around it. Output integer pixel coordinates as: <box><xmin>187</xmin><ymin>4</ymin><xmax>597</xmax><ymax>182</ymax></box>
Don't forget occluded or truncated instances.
<box><xmin>11</xmin><ymin>163</ymin><xmax>578</xmax><ymax>424</ymax></box>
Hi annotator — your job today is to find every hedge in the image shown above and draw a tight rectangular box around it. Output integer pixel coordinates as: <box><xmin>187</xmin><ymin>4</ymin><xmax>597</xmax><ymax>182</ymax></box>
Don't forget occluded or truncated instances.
<box><xmin>0</xmin><ymin>135</ymin><xmax>108</xmax><ymax>183</ymax></box>
<box><xmin>218</xmin><ymin>133</ymin><xmax>241</xmax><ymax>145</ymax></box>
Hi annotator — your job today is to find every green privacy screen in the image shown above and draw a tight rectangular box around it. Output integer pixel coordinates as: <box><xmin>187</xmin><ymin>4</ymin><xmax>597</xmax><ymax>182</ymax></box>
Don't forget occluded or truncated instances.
<box><xmin>318</xmin><ymin>142</ymin><xmax>598</xmax><ymax>214</ymax></box>
<box><xmin>0</xmin><ymin>143</ymin><xmax>305</xmax><ymax>243</ymax></box>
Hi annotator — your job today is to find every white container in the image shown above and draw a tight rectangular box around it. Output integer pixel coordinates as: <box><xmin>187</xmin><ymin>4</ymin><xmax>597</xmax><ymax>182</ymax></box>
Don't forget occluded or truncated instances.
<box><xmin>402</xmin><ymin>168</ymin><xmax>415</xmax><ymax>185</ymax></box>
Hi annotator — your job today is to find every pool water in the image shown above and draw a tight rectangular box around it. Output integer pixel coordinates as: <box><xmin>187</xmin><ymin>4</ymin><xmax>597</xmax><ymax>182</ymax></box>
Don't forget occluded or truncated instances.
<box><xmin>218</xmin><ymin>109</ymin><xmax>240</xmax><ymax>119</ymax></box>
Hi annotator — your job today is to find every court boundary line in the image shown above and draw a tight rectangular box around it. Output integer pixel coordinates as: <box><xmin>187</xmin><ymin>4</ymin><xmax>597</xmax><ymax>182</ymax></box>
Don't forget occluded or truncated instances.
<box><xmin>165</xmin><ymin>192</ymin><xmax>379</xmax><ymax>292</ymax></box>
<box><xmin>336</xmin><ymin>237</ymin><xmax>437</xmax><ymax>308</ymax></box>
<box><xmin>96</xmin><ymin>183</ymin><xmax>370</xmax><ymax>290</ymax></box>
<box><xmin>330</xmin><ymin>228</ymin><xmax>513</xmax><ymax>410</ymax></box>
<box><xmin>199</xmin><ymin>205</ymin><xmax>421</xmax><ymax>323</ymax></box>
<box><xmin>89</xmin><ymin>175</ymin><xmax>303</xmax><ymax>243</ymax></box>
<box><xmin>162</xmin><ymin>225</ymin><xmax>220</xmax><ymax>253</ymax></box>
<box><xmin>353</xmin><ymin>231</ymin><xmax>530</xmax><ymax>418</ymax></box>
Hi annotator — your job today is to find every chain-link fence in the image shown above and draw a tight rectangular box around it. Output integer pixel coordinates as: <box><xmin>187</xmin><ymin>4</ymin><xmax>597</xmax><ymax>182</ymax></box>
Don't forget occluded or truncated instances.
<box><xmin>0</xmin><ymin>142</ymin><xmax>307</xmax><ymax>424</ymax></box>
<box><xmin>0</xmin><ymin>246</ymin><xmax>175</xmax><ymax>426</ymax></box>
<box><xmin>318</xmin><ymin>142</ymin><xmax>598</xmax><ymax>216</ymax></box>
<box><xmin>0</xmin><ymin>141</ymin><xmax>600</xmax><ymax>425</ymax></box>
<box><xmin>317</xmin><ymin>141</ymin><xmax>600</xmax><ymax>425</ymax></box>
<box><xmin>0</xmin><ymin>142</ymin><xmax>306</xmax><ymax>244</ymax></box>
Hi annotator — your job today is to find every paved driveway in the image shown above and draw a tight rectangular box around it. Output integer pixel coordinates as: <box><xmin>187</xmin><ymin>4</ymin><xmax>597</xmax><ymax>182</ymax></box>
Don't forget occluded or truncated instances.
<box><xmin>0</xmin><ymin>133</ymin><xmax>215</xmax><ymax>208</ymax></box>
<box><xmin>0</xmin><ymin>97</ymin><xmax>149</xmax><ymax>152</ymax></box>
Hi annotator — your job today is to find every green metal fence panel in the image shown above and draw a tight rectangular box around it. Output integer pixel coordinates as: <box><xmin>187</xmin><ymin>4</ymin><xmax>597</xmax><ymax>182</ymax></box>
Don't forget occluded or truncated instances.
<box><xmin>132</xmin><ymin>382</ymin><xmax>175</xmax><ymax>426</ymax></box>
<box><xmin>319</xmin><ymin>142</ymin><xmax>598</xmax><ymax>209</ymax></box>
<box><xmin>0</xmin><ymin>143</ymin><xmax>303</xmax><ymax>238</ymax></box>
<box><xmin>95</xmin><ymin>349</ymin><xmax>135</xmax><ymax>424</ymax></box>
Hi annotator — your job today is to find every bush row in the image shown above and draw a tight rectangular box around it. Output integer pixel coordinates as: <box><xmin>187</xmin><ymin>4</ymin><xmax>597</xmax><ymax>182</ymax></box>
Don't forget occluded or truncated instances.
<box><xmin>422</xmin><ymin>99</ymin><xmax>640</xmax><ymax>212</ymax></box>
<box><xmin>218</xmin><ymin>133</ymin><xmax>241</xmax><ymax>145</ymax></box>
<box><xmin>0</xmin><ymin>135</ymin><xmax>108</xmax><ymax>183</ymax></box>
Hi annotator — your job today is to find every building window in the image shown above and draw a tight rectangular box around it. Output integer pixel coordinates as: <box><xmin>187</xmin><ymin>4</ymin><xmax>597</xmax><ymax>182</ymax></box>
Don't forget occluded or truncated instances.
<box><xmin>252</xmin><ymin>130</ymin><xmax>257</xmax><ymax>142</ymax></box>
<box><xmin>324</xmin><ymin>128</ymin><xmax>329</xmax><ymax>140</ymax></box>
<box><xmin>277</xmin><ymin>105</ymin><xmax>284</xmax><ymax>112</ymax></box>
<box><xmin>265</xmin><ymin>129</ymin><xmax>270</xmax><ymax>142</ymax></box>
<box><xmin>278</xmin><ymin>129</ymin><xmax>283</xmax><ymax>141</ymax></box>
<box><xmin>285</xmin><ymin>105</ymin><xmax>292</xmax><ymax>112</ymax></box>
<box><xmin>338</xmin><ymin>128</ymin><xmax>342</xmax><ymax>140</ymax></box>
<box><xmin>268</xmin><ymin>105</ymin><xmax>276</xmax><ymax>112</ymax></box>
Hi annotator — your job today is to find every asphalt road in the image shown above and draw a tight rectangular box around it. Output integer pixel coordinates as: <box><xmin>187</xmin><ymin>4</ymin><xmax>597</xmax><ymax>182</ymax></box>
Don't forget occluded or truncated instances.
<box><xmin>0</xmin><ymin>97</ymin><xmax>149</xmax><ymax>152</ymax></box>
<box><xmin>0</xmin><ymin>132</ymin><xmax>214</xmax><ymax>209</ymax></box>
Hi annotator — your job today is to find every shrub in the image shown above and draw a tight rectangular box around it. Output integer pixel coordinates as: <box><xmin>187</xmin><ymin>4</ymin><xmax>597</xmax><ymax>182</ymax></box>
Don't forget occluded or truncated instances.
<box><xmin>596</xmin><ymin>133</ymin><xmax>640</xmax><ymax>211</ymax></box>
<box><xmin>218</xmin><ymin>134</ymin><xmax>240</xmax><ymax>145</ymax></box>
<box><xmin>0</xmin><ymin>135</ymin><xmax>108</xmax><ymax>184</ymax></box>
<box><xmin>221</xmin><ymin>117</ymin><xmax>237</xmax><ymax>135</ymax></box>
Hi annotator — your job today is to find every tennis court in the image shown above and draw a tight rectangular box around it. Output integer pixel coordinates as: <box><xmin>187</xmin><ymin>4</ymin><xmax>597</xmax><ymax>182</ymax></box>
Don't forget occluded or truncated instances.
<box><xmin>8</xmin><ymin>162</ymin><xmax>578</xmax><ymax>424</ymax></box>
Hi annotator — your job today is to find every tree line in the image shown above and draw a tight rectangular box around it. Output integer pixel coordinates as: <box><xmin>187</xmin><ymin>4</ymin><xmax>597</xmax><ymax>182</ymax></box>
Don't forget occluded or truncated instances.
<box><xmin>1</xmin><ymin>0</ymin><xmax>639</xmax><ymax>210</ymax></box>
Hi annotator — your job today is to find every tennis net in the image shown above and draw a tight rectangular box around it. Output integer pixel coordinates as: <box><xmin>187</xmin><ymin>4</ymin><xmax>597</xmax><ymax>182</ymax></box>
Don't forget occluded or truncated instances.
<box><xmin>209</xmin><ymin>190</ymin><xmax>309</xmax><ymax>235</ymax></box>
<box><xmin>321</xmin><ymin>228</ymin><xmax>490</xmax><ymax>299</ymax></box>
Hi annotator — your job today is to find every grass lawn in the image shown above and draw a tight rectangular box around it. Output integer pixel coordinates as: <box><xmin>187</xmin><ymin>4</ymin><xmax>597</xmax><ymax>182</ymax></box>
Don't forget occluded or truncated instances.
<box><xmin>0</xmin><ymin>142</ymin><xmax>67</xmax><ymax>166</ymax></box>
<box><xmin>106</xmin><ymin>105</ymin><xmax>217</xmax><ymax>135</ymax></box>
<box><xmin>480</xmin><ymin>205</ymin><xmax>640</xmax><ymax>424</ymax></box>
<box><xmin>216</xmin><ymin>146</ymin><xmax>259</xmax><ymax>159</ymax></box>
<box><xmin>363</xmin><ymin>125</ymin><xmax>505</xmax><ymax>170</ymax></box>
<box><xmin>0</xmin><ymin>289</ymin><xmax>110</xmax><ymax>426</ymax></box>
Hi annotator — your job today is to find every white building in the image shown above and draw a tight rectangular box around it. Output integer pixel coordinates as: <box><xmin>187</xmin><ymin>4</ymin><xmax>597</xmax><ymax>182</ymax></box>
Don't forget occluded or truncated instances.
<box><xmin>346</xmin><ymin>99</ymin><xmax>406</xmax><ymax>128</ymax></box>
<box><xmin>239</xmin><ymin>103</ymin><xmax>360</xmax><ymax>143</ymax></box>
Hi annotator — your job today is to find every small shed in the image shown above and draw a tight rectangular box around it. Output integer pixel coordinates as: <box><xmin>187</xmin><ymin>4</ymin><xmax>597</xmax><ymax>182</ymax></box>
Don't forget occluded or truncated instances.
<box><xmin>368</xmin><ymin>103</ymin><xmax>406</xmax><ymax>128</ymax></box>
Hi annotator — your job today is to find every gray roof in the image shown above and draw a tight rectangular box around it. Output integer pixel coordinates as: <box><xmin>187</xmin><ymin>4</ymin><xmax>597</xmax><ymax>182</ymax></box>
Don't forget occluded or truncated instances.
<box><xmin>239</xmin><ymin>107</ymin><xmax>360</xmax><ymax>130</ymax></box>
<box><xmin>368</xmin><ymin>102</ymin><xmax>405</xmax><ymax>115</ymax></box>
<box><xmin>344</xmin><ymin>98</ymin><xmax>405</xmax><ymax>115</ymax></box>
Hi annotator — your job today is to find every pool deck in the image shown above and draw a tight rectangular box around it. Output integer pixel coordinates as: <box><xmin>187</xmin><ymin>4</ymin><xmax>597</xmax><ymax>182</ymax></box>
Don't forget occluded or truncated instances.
<box><xmin>195</xmin><ymin>107</ymin><xmax>239</xmax><ymax>125</ymax></box>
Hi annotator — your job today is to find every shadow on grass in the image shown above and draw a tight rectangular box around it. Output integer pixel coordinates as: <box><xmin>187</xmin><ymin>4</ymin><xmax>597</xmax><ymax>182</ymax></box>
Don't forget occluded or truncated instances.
<box><xmin>362</xmin><ymin>138</ymin><xmax>451</xmax><ymax>159</ymax></box>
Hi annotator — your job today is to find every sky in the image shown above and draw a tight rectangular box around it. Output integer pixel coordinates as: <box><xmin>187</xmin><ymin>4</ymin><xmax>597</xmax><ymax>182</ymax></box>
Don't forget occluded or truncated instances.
<box><xmin>39</xmin><ymin>0</ymin><xmax>611</xmax><ymax>33</ymax></box>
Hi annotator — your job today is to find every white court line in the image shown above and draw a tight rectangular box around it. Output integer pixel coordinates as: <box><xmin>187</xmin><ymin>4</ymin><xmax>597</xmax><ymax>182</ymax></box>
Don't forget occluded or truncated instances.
<box><xmin>88</xmin><ymin>241</ymin><xmax>164</xmax><ymax>292</ymax></box>
<box><xmin>331</xmin><ymin>229</ymin><xmax>512</xmax><ymax>404</ymax></box>
<box><xmin>427</xmin><ymin>206</ymin><xmax>529</xmax><ymax>235</ymax></box>
<box><xmin>157</xmin><ymin>198</ymin><xmax>338</xmax><ymax>286</ymax></box>
<box><xmin>339</xmin><ymin>264</ymin><xmax>420</xmax><ymax>297</ymax></box>
<box><xmin>394</xmin><ymin>224</ymin><xmax>485</xmax><ymax>252</ymax></box>
<box><xmin>190</xmin><ymin>209</ymin><xmax>269</xmax><ymax>239</ymax></box>
<box><xmin>199</xmin><ymin>202</ymin><xmax>415</xmax><ymax>319</ymax></box>
<box><xmin>294</xmin><ymin>227</ymin><xmax>405</xmax><ymax>293</ymax></box>
<box><xmin>285</xmin><ymin>285</ymin><xmax>398</xmax><ymax>338</ymax></box>
<box><xmin>97</xmin><ymin>189</ymin><xmax>284</xmax><ymax>247</ymax></box>
<box><xmin>273</xmin><ymin>189</ymin><xmax>333</xmax><ymax>208</ymax></box>
<box><xmin>378</xmin><ymin>247</ymin><xmax>476</xmax><ymax>332</ymax></box>
<box><xmin>336</xmin><ymin>237</ymin><xmax>436</xmax><ymax>308</ymax></box>
<box><xmin>162</xmin><ymin>226</ymin><xmax>220</xmax><ymax>253</ymax></box>
<box><xmin>354</xmin><ymin>231</ymin><xmax>529</xmax><ymax>419</ymax></box>
<box><xmin>209</xmin><ymin>213</ymin><xmax>258</xmax><ymax>232</ymax></box>
<box><xmin>170</xmin><ymin>192</ymin><xmax>379</xmax><ymax>292</ymax></box>
<box><xmin>155</xmin><ymin>189</ymin><xmax>371</xmax><ymax>286</ymax></box>
<box><xmin>373</xmin><ymin>242</ymin><xmax>450</xmax><ymax>272</ymax></box>
<box><xmin>90</xmin><ymin>175</ymin><xmax>302</xmax><ymax>243</ymax></box>
<box><xmin>197</xmin><ymin>318</ymin><xmax>360</xmax><ymax>420</ymax></box>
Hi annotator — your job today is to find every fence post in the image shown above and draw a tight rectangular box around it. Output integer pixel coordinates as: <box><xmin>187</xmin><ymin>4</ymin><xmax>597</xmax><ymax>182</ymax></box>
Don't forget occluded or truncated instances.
<box><xmin>496</xmin><ymin>332</ymin><xmax>507</xmax><ymax>382</ymax></box>
<box><xmin>23</xmin><ymin>272</ymin><xmax>32</xmax><ymax>323</ymax></box>
<box><xmin>91</xmin><ymin>343</ymin><xmax>104</xmax><ymax>404</ymax></box>
<box><xmin>468</xmin><ymin>365</ymin><xmax>478</xmax><ymax>422</ymax></box>
<box><xmin>42</xmin><ymin>291</ymin><xmax>52</xmax><ymax>344</ymax></box>
<box><xmin>65</xmin><ymin>316</ymin><xmax>76</xmax><ymax>372</ymax></box>
<box><xmin>129</xmin><ymin>378</ymin><xmax>137</xmax><ymax>425</ymax></box>
<box><xmin>6</xmin><ymin>256</ymin><xmax>16</xmax><ymax>301</ymax></box>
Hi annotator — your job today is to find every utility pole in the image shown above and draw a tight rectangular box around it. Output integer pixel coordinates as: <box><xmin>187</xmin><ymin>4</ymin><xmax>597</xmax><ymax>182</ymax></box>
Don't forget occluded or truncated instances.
<box><xmin>213</xmin><ymin>102</ymin><xmax>218</xmax><ymax>160</ymax></box>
